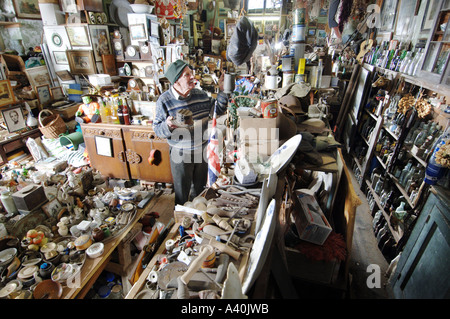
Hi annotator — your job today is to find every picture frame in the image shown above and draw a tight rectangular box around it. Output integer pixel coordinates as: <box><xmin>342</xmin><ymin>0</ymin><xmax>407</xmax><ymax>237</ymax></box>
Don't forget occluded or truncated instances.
<box><xmin>66</xmin><ymin>50</ymin><xmax>97</xmax><ymax>75</ymax></box>
<box><xmin>380</xmin><ymin>0</ymin><xmax>398</xmax><ymax>32</ymax></box>
<box><xmin>129</xmin><ymin>24</ymin><xmax>147</xmax><ymax>41</ymax></box>
<box><xmin>95</xmin><ymin>135</ymin><xmax>113</xmax><ymax>157</ymax></box>
<box><xmin>422</xmin><ymin>0</ymin><xmax>441</xmax><ymax>31</ymax></box>
<box><xmin>88</xmin><ymin>25</ymin><xmax>112</xmax><ymax>61</ymax></box>
<box><xmin>50</xmin><ymin>86</ymin><xmax>65</xmax><ymax>101</ymax></box>
<box><xmin>53</xmin><ymin>51</ymin><xmax>68</xmax><ymax>65</ymax></box>
<box><xmin>101</xmin><ymin>54</ymin><xmax>117</xmax><ymax>76</ymax></box>
<box><xmin>1</xmin><ymin>105</ymin><xmax>26</xmax><ymax>133</ymax></box>
<box><xmin>25</xmin><ymin>66</ymin><xmax>51</xmax><ymax>89</ymax></box>
<box><xmin>36</xmin><ymin>84</ymin><xmax>52</xmax><ymax>106</ymax></box>
<box><xmin>42</xmin><ymin>198</ymin><xmax>63</xmax><ymax>218</ymax></box>
<box><xmin>61</xmin><ymin>0</ymin><xmax>78</xmax><ymax>13</ymax></box>
<box><xmin>44</xmin><ymin>26</ymin><xmax>71</xmax><ymax>51</ymax></box>
<box><xmin>308</xmin><ymin>28</ymin><xmax>316</xmax><ymax>36</ymax></box>
<box><xmin>65</xmin><ymin>25</ymin><xmax>91</xmax><ymax>47</ymax></box>
<box><xmin>0</xmin><ymin>80</ymin><xmax>16</xmax><ymax>108</ymax></box>
<box><xmin>56</xmin><ymin>70</ymin><xmax>74</xmax><ymax>81</ymax></box>
<box><xmin>395</xmin><ymin>0</ymin><xmax>418</xmax><ymax>38</ymax></box>
<box><xmin>12</xmin><ymin>0</ymin><xmax>41</xmax><ymax>19</ymax></box>
<box><xmin>350</xmin><ymin>67</ymin><xmax>371</xmax><ymax>124</ymax></box>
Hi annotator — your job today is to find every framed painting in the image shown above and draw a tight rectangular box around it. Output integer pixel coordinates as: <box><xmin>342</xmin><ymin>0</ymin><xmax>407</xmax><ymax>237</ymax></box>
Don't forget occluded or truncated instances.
<box><xmin>129</xmin><ymin>24</ymin><xmax>147</xmax><ymax>41</ymax></box>
<box><xmin>53</xmin><ymin>51</ymin><xmax>68</xmax><ymax>65</ymax></box>
<box><xmin>25</xmin><ymin>66</ymin><xmax>51</xmax><ymax>88</ymax></box>
<box><xmin>88</xmin><ymin>25</ymin><xmax>112</xmax><ymax>61</ymax></box>
<box><xmin>36</xmin><ymin>84</ymin><xmax>52</xmax><ymax>106</ymax></box>
<box><xmin>95</xmin><ymin>135</ymin><xmax>113</xmax><ymax>157</ymax></box>
<box><xmin>50</xmin><ymin>86</ymin><xmax>65</xmax><ymax>101</ymax></box>
<box><xmin>66</xmin><ymin>25</ymin><xmax>91</xmax><ymax>47</ymax></box>
<box><xmin>44</xmin><ymin>26</ymin><xmax>71</xmax><ymax>51</ymax></box>
<box><xmin>1</xmin><ymin>105</ymin><xmax>26</xmax><ymax>133</ymax></box>
<box><xmin>0</xmin><ymin>80</ymin><xmax>16</xmax><ymax>108</ymax></box>
<box><xmin>66</xmin><ymin>50</ymin><xmax>97</xmax><ymax>75</ymax></box>
<box><xmin>12</xmin><ymin>0</ymin><xmax>41</xmax><ymax>19</ymax></box>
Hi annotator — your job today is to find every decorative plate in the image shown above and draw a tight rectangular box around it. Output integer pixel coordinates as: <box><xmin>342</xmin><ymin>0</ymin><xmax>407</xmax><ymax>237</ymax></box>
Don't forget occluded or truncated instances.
<box><xmin>267</xmin><ymin>134</ymin><xmax>302</xmax><ymax>173</ymax></box>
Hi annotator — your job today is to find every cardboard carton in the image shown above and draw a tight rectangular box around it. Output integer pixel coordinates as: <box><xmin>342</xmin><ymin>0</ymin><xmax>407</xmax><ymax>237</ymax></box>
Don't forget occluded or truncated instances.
<box><xmin>293</xmin><ymin>191</ymin><xmax>332</xmax><ymax>245</ymax></box>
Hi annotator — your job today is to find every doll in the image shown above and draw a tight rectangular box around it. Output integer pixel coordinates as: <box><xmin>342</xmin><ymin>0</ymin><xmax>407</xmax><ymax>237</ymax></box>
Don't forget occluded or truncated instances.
<box><xmin>75</xmin><ymin>95</ymin><xmax>101</xmax><ymax>124</ymax></box>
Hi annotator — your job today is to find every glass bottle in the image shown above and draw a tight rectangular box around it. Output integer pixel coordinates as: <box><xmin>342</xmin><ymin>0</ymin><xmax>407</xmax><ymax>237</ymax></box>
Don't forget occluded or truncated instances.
<box><xmin>117</xmin><ymin>98</ymin><xmax>124</xmax><ymax>124</ymax></box>
<box><xmin>412</xmin><ymin>48</ymin><xmax>425</xmax><ymax>76</ymax></box>
<box><xmin>315</xmin><ymin>59</ymin><xmax>324</xmax><ymax>88</ymax></box>
<box><xmin>122</xmin><ymin>98</ymin><xmax>131</xmax><ymax>125</ymax></box>
<box><xmin>401</xmin><ymin>51</ymin><xmax>412</xmax><ymax>73</ymax></box>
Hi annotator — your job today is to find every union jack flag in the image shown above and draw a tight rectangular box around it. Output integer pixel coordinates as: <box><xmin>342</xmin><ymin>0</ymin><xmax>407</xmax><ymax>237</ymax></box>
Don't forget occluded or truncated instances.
<box><xmin>207</xmin><ymin>106</ymin><xmax>220</xmax><ymax>187</ymax></box>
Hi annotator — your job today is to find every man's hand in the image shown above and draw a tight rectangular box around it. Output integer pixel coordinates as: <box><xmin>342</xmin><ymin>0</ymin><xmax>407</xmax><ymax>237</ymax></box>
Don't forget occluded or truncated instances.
<box><xmin>166</xmin><ymin>116</ymin><xmax>178</xmax><ymax>130</ymax></box>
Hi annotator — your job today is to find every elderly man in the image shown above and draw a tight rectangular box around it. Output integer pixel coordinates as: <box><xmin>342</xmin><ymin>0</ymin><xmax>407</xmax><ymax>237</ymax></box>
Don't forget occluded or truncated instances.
<box><xmin>153</xmin><ymin>60</ymin><xmax>228</xmax><ymax>205</ymax></box>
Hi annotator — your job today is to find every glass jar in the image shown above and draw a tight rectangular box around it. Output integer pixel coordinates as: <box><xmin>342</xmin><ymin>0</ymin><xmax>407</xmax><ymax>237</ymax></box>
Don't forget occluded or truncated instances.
<box><xmin>0</xmin><ymin>190</ymin><xmax>18</xmax><ymax>215</ymax></box>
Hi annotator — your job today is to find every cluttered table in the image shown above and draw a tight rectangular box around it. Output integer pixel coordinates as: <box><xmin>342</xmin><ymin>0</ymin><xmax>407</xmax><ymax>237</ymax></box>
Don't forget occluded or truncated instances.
<box><xmin>61</xmin><ymin>192</ymin><xmax>159</xmax><ymax>299</ymax></box>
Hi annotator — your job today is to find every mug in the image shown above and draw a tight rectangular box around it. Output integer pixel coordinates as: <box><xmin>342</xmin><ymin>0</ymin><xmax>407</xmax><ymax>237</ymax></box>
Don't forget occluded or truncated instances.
<box><xmin>265</xmin><ymin>75</ymin><xmax>282</xmax><ymax>90</ymax></box>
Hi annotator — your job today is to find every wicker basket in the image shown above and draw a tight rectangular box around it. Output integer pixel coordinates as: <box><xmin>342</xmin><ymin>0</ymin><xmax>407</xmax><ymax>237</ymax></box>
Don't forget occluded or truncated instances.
<box><xmin>38</xmin><ymin>109</ymin><xmax>67</xmax><ymax>139</ymax></box>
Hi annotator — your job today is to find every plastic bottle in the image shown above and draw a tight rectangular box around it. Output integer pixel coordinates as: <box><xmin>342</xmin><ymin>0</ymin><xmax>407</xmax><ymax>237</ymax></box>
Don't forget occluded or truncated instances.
<box><xmin>1</xmin><ymin>190</ymin><xmax>18</xmax><ymax>215</ymax></box>
<box><xmin>424</xmin><ymin>126</ymin><xmax>450</xmax><ymax>184</ymax></box>
<box><xmin>412</xmin><ymin>48</ymin><xmax>425</xmax><ymax>76</ymax></box>
<box><xmin>111</xmin><ymin>97</ymin><xmax>120</xmax><ymax>124</ymax></box>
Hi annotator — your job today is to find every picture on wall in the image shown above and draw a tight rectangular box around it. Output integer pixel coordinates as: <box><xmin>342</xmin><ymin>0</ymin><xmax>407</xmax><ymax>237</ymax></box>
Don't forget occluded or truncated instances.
<box><xmin>12</xmin><ymin>0</ymin><xmax>41</xmax><ymax>19</ymax></box>
<box><xmin>0</xmin><ymin>80</ymin><xmax>16</xmax><ymax>108</ymax></box>
<box><xmin>25</xmin><ymin>66</ymin><xmax>51</xmax><ymax>89</ymax></box>
<box><xmin>53</xmin><ymin>51</ymin><xmax>68</xmax><ymax>65</ymax></box>
<box><xmin>44</xmin><ymin>26</ymin><xmax>72</xmax><ymax>51</ymax></box>
<box><xmin>129</xmin><ymin>24</ymin><xmax>147</xmax><ymax>41</ymax></box>
<box><xmin>1</xmin><ymin>105</ymin><xmax>26</xmax><ymax>133</ymax></box>
<box><xmin>66</xmin><ymin>50</ymin><xmax>97</xmax><ymax>75</ymax></box>
<box><xmin>66</xmin><ymin>25</ymin><xmax>91</xmax><ymax>47</ymax></box>
<box><xmin>88</xmin><ymin>25</ymin><xmax>112</xmax><ymax>61</ymax></box>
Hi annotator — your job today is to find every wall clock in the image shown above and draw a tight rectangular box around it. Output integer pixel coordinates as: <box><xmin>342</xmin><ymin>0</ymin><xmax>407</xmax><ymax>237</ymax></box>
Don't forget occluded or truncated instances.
<box><xmin>123</xmin><ymin>63</ymin><xmax>132</xmax><ymax>76</ymax></box>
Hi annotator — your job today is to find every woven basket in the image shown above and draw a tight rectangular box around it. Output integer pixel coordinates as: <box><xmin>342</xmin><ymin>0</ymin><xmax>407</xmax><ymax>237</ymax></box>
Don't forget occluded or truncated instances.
<box><xmin>38</xmin><ymin>109</ymin><xmax>67</xmax><ymax>139</ymax></box>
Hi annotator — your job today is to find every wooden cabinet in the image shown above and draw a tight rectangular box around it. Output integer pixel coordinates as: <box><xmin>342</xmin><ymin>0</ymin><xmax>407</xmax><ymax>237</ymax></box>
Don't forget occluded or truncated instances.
<box><xmin>81</xmin><ymin>123</ymin><xmax>172</xmax><ymax>183</ymax></box>
<box><xmin>81</xmin><ymin>124</ymin><xmax>129</xmax><ymax>180</ymax></box>
<box><xmin>390</xmin><ymin>186</ymin><xmax>450</xmax><ymax>298</ymax></box>
<box><xmin>121</xmin><ymin>126</ymin><xmax>172</xmax><ymax>183</ymax></box>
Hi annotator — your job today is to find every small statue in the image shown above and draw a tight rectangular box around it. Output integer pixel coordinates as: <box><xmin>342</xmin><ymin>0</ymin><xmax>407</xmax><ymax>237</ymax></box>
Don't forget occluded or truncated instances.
<box><xmin>75</xmin><ymin>95</ymin><xmax>101</xmax><ymax>124</ymax></box>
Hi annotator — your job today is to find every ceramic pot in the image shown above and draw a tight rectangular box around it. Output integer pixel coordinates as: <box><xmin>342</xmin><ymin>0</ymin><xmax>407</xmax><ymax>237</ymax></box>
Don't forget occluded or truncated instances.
<box><xmin>39</xmin><ymin>262</ymin><xmax>55</xmax><ymax>279</ymax></box>
<box><xmin>92</xmin><ymin>227</ymin><xmax>105</xmax><ymax>242</ymax></box>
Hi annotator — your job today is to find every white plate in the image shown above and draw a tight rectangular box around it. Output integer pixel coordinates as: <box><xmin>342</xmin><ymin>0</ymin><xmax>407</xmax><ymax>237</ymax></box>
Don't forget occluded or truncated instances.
<box><xmin>241</xmin><ymin>199</ymin><xmax>277</xmax><ymax>294</ymax></box>
<box><xmin>0</xmin><ymin>248</ymin><xmax>16</xmax><ymax>264</ymax></box>
<box><xmin>17</xmin><ymin>265</ymin><xmax>38</xmax><ymax>280</ymax></box>
<box><xmin>267</xmin><ymin>134</ymin><xmax>302</xmax><ymax>173</ymax></box>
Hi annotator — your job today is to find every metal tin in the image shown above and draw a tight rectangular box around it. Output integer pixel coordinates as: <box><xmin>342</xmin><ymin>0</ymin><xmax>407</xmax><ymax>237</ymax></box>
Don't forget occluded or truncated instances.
<box><xmin>293</xmin><ymin>8</ymin><xmax>306</xmax><ymax>25</ymax></box>
<box><xmin>260</xmin><ymin>99</ymin><xmax>278</xmax><ymax>118</ymax></box>
<box><xmin>282</xmin><ymin>71</ymin><xmax>295</xmax><ymax>87</ymax></box>
<box><xmin>292</xmin><ymin>25</ymin><xmax>306</xmax><ymax>42</ymax></box>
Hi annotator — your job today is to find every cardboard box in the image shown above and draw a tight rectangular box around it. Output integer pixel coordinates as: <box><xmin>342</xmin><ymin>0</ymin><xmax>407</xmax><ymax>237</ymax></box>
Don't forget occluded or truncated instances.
<box><xmin>12</xmin><ymin>184</ymin><xmax>47</xmax><ymax>212</ymax></box>
<box><xmin>239</xmin><ymin>138</ymin><xmax>279</xmax><ymax>163</ymax></box>
<box><xmin>292</xmin><ymin>191</ymin><xmax>332</xmax><ymax>245</ymax></box>
<box><xmin>239</xmin><ymin>116</ymin><xmax>279</xmax><ymax>140</ymax></box>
